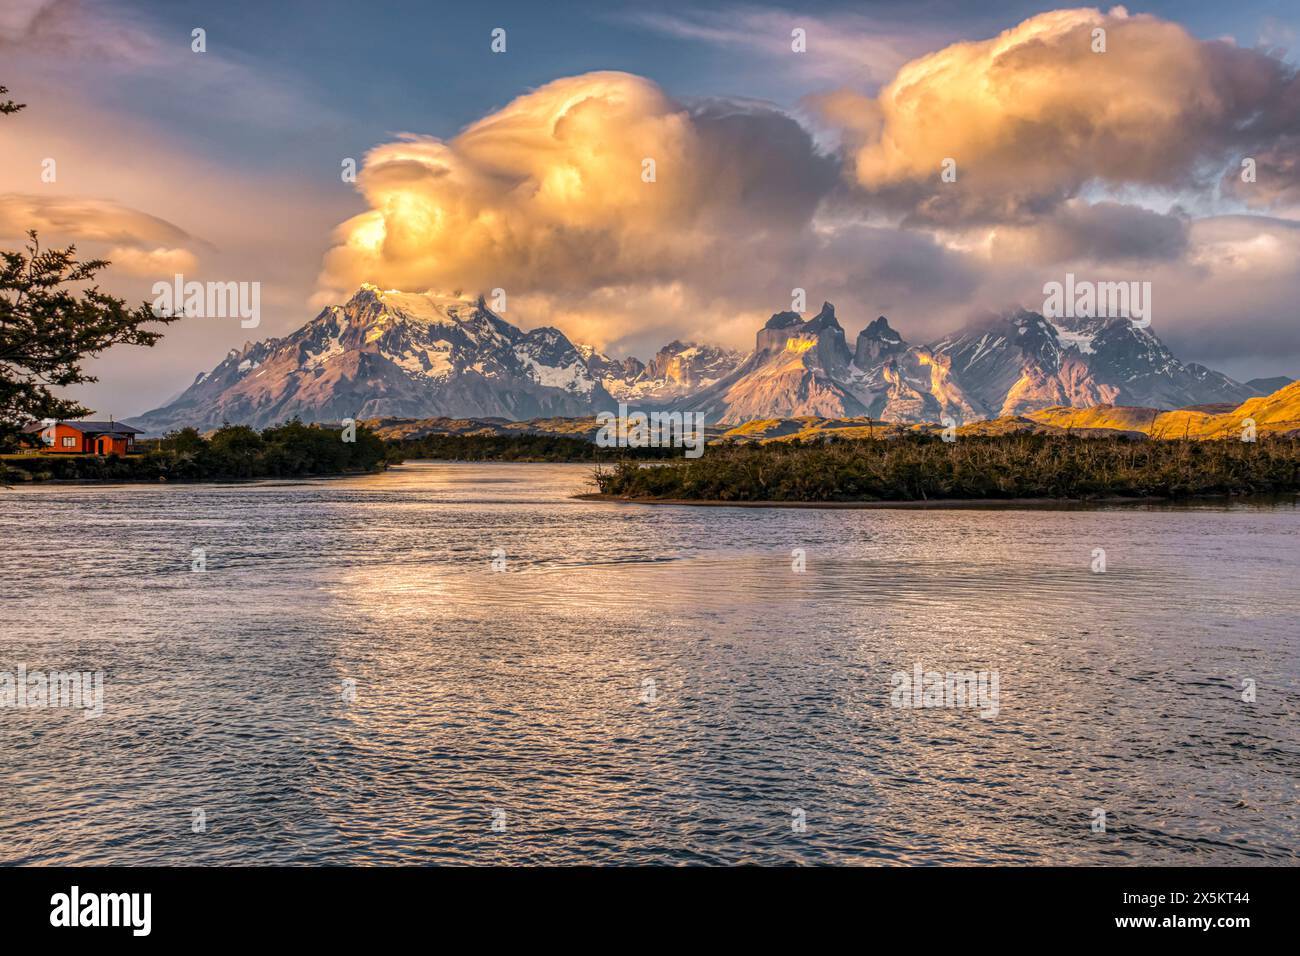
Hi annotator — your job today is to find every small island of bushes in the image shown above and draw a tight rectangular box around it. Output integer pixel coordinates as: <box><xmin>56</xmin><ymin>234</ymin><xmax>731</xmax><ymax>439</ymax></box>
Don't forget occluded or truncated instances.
<box><xmin>591</xmin><ymin>432</ymin><xmax>1300</xmax><ymax>503</ymax></box>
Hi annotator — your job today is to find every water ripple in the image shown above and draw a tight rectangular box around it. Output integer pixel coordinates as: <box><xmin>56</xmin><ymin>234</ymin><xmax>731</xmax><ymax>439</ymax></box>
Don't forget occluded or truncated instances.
<box><xmin>1</xmin><ymin>462</ymin><xmax>1296</xmax><ymax>864</ymax></box>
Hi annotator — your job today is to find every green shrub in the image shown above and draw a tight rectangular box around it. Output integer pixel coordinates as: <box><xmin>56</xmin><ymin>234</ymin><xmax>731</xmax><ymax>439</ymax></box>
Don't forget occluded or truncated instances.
<box><xmin>6</xmin><ymin>419</ymin><xmax>389</xmax><ymax>482</ymax></box>
<box><xmin>592</xmin><ymin>433</ymin><xmax>1300</xmax><ymax>502</ymax></box>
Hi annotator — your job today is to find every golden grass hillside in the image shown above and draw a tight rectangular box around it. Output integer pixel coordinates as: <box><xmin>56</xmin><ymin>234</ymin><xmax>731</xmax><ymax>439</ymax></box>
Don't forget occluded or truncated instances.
<box><xmin>1025</xmin><ymin>380</ymin><xmax>1300</xmax><ymax>439</ymax></box>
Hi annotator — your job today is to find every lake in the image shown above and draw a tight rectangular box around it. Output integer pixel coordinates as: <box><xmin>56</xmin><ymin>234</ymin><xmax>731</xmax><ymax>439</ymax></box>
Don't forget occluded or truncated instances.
<box><xmin>1</xmin><ymin>462</ymin><xmax>1296</xmax><ymax>864</ymax></box>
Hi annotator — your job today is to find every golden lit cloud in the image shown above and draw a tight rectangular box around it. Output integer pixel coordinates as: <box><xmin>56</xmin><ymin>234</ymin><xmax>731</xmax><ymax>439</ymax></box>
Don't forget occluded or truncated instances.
<box><xmin>318</xmin><ymin>71</ymin><xmax>837</xmax><ymax>308</ymax></box>
<box><xmin>0</xmin><ymin>194</ymin><xmax>192</xmax><ymax>247</ymax></box>
<box><xmin>812</xmin><ymin>6</ymin><xmax>1300</xmax><ymax>224</ymax></box>
<box><xmin>312</xmin><ymin>20</ymin><xmax>1300</xmax><ymax>365</ymax></box>
<box><xmin>104</xmin><ymin>245</ymin><xmax>199</xmax><ymax>277</ymax></box>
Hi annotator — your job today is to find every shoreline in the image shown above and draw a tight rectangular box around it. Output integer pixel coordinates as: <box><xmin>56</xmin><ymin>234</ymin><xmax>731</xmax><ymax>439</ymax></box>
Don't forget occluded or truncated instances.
<box><xmin>1</xmin><ymin>467</ymin><xmax>388</xmax><ymax>487</ymax></box>
<box><xmin>574</xmin><ymin>491</ymin><xmax>1296</xmax><ymax>510</ymax></box>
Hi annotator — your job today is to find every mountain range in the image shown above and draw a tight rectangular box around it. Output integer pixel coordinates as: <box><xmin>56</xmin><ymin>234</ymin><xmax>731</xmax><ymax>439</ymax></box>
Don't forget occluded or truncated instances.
<box><xmin>129</xmin><ymin>285</ymin><xmax>1287</xmax><ymax>434</ymax></box>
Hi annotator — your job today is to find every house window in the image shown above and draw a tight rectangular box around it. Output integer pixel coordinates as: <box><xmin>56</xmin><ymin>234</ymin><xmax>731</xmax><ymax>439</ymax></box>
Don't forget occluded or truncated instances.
<box><xmin>62</xmin><ymin>436</ymin><xmax>77</xmax><ymax>448</ymax></box>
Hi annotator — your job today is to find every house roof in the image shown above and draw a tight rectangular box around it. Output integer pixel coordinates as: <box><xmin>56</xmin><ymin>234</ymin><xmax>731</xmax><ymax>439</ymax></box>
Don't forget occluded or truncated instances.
<box><xmin>22</xmin><ymin>420</ymin><xmax>142</xmax><ymax>435</ymax></box>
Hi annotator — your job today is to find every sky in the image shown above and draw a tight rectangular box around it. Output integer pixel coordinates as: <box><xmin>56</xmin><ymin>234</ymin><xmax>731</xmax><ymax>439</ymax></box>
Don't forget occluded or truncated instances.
<box><xmin>2</xmin><ymin>0</ymin><xmax>1298</xmax><ymax>417</ymax></box>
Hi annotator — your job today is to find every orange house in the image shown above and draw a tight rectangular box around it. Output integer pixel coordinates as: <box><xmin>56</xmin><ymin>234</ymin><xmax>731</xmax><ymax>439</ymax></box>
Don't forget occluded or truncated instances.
<box><xmin>22</xmin><ymin>420</ymin><xmax>143</xmax><ymax>455</ymax></box>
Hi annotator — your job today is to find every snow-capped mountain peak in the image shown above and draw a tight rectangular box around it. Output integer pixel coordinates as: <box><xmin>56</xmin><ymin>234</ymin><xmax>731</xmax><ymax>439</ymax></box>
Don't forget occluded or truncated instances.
<box><xmin>129</xmin><ymin>288</ymin><xmax>1271</xmax><ymax>433</ymax></box>
<box><xmin>130</xmin><ymin>286</ymin><xmax>615</xmax><ymax>433</ymax></box>
<box><xmin>595</xmin><ymin>339</ymin><xmax>743</xmax><ymax>402</ymax></box>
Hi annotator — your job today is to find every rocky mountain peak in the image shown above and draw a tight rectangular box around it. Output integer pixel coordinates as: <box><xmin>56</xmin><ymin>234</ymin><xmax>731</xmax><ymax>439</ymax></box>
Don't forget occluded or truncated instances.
<box><xmin>804</xmin><ymin>302</ymin><xmax>841</xmax><ymax>331</ymax></box>
<box><xmin>763</xmin><ymin>310</ymin><xmax>804</xmax><ymax>330</ymax></box>
<box><xmin>861</xmin><ymin>316</ymin><xmax>900</xmax><ymax>341</ymax></box>
<box><xmin>128</xmin><ymin>288</ymin><xmax>1270</xmax><ymax>434</ymax></box>
<box><xmin>855</xmin><ymin>316</ymin><xmax>907</xmax><ymax>367</ymax></box>
<box><xmin>593</xmin><ymin>339</ymin><xmax>743</xmax><ymax>402</ymax></box>
<box><xmin>128</xmin><ymin>285</ymin><xmax>615</xmax><ymax>434</ymax></box>
<box><xmin>755</xmin><ymin>302</ymin><xmax>851</xmax><ymax>360</ymax></box>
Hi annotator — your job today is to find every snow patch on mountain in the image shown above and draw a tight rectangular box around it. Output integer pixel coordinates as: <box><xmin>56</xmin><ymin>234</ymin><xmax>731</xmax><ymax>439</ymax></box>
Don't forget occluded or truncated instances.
<box><xmin>129</xmin><ymin>286</ymin><xmax>1269</xmax><ymax>434</ymax></box>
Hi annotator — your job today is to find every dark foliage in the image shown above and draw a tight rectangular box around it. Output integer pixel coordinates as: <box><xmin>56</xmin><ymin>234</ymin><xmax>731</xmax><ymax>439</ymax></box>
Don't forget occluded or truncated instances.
<box><xmin>2</xmin><ymin>419</ymin><xmax>387</xmax><ymax>482</ymax></box>
<box><xmin>593</xmin><ymin>432</ymin><xmax>1300</xmax><ymax>502</ymax></box>
<box><xmin>1</xmin><ymin>86</ymin><xmax>178</xmax><ymax>447</ymax></box>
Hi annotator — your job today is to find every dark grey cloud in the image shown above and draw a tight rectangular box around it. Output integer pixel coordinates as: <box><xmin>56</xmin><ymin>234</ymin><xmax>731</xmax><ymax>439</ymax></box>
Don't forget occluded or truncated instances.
<box><xmin>990</xmin><ymin>201</ymin><xmax>1190</xmax><ymax>264</ymax></box>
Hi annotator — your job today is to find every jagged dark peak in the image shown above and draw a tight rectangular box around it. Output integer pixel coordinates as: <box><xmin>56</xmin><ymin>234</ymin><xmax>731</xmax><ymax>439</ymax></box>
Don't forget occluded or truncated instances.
<box><xmin>518</xmin><ymin>326</ymin><xmax>578</xmax><ymax>365</ymax></box>
<box><xmin>764</xmin><ymin>310</ymin><xmax>804</xmax><ymax>330</ymax></box>
<box><xmin>854</xmin><ymin>314</ymin><xmax>907</xmax><ymax>367</ymax></box>
<box><xmin>652</xmin><ymin>340</ymin><xmax>710</xmax><ymax>362</ymax></box>
<box><xmin>765</xmin><ymin>302</ymin><xmax>841</xmax><ymax>332</ymax></box>
<box><xmin>1008</xmin><ymin>308</ymin><xmax>1052</xmax><ymax>328</ymax></box>
<box><xmin>522</xmin><ymin>326</ymin><xmax>566</xmax><ymax>342</ymax></box>
<box><xmin>953</xmin><ymin>306</ymin><xmax>1042</xmax><ymax>330</ymax></box>
<box><xmin>804</xmin><ymin>302</ymin><xmax>840</xmax><ymax>331</ymax></box>
<box><xmin>860</xmin><ymin>316</ymin><xmax>901</xmax><ymax>342</ymax></box>
<box><xmin>942</xmin><ymin>308</ymin><xmax>1050</xmax><ymax>348</ymax></box>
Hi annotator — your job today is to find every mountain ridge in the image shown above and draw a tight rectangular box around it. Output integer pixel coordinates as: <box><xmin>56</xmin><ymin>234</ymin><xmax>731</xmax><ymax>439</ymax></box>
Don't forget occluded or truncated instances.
<box><xmin>361</xmin><ymin>373</ymin><xmax>1300</xmax><ymax>445</ymax></box>
<box><xmin>129</xmin><ymin>285</ymin><xmax>1289</xmax><ymax>434</ymax></box>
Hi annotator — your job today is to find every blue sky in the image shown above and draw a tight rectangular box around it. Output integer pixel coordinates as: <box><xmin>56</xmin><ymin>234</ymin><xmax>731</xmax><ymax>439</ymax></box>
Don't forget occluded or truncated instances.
<box><xmin>71</xmin><ymin>0</ymin><xmax>1300</xmax><ymax>169</ymax></box>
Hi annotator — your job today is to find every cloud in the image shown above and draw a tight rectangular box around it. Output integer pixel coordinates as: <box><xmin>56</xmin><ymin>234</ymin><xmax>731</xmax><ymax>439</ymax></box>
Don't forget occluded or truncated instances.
<box><xmin>811</xmin><ymin>6</ymin><xmax>1300</xmax><ymax>225</ymax></box>
<box><xmin>316</xmin><ymin>51</ymin><xmax>1299</xmax><ymax>365</ymax></box>
<box><xmin>1185</xmin><ymin>214</ymin><xmax>1300</xmax><ymax>277</ymax></box>
<box><xmin>1150</xmin><ymin>215</ymin><xmax>1300</xmax><ymax>366</ymax></box>
<box><xmin>317</xmin><ymin>70</ymin><xmax>991</xmax><ymax>353</ymax></box>
<box><xmin>0</xmin><ymin>0</ymin><xmax>337</xmax><ymax>130</ymax></box>
<box><xmin>988</xmin><ymin>200</ymin><xmax>1190</xmax><ymax>264</ymax></box>
<box><xmin>0</xmin><ymin>0</ymin><xmax>162</xmax><ymax>66</ymax></box>
<box><xmin>1221</xmin><ymin>134</ymin><xmax>1300</xmax><ymax>212</ymax></box>
<box><xmin>318</xmin><ymin>72</ymin><xmax>840</xmax><ymax>333</ymax></box>
<box><xmin>104</xmin><ymin>245</ymin><xmax>199</xmax><ymax>277</ymax></box>
<box><xmin>622</xmin><ymin>6</ymin><xmax>948</xmax><ymax>90</ymax></box>
<box><xmin>0</xmin><ymin>194</ymin><xmax>194</xmax><ymax>247</ymax></box>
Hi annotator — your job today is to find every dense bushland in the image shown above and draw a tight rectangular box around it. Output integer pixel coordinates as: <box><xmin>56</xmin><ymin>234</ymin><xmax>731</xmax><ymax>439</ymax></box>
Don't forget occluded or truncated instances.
<box><xmin>2</xmin><ymin>419</ymin><xmax>387</xmax><ymax>482</ymax></box>
<box><xmin>592</xmin><ymin>433</ymin><xmax>1300</xmax><ymax>502</ymax></box>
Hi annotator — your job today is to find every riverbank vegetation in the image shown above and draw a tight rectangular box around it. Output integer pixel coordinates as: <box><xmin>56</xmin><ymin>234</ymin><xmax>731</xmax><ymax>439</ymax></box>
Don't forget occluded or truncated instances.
<box><xmin>591</xmin><ymin>433</ymin><xmax>1300</xmax><ymax>502</ymax></box>
<box><xmin>2</xmin><ymin>420</ymin><xmax>387</xmax><ymax>482</ymax></box>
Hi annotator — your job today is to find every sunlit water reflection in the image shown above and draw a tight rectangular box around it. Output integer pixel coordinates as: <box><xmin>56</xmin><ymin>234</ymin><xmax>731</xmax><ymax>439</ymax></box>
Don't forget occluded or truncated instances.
<box><xmin>1</xmin><ymin>462</ymin><xmax>1297</xmax><ymax>864</ymax></box>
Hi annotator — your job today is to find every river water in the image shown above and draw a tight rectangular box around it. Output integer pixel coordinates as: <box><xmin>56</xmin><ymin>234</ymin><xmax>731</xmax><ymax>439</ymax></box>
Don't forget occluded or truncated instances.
<box><xmin>1</xmin><ymin>462</ymin><xmax>1296</xmax><ymax>864</ymax></box>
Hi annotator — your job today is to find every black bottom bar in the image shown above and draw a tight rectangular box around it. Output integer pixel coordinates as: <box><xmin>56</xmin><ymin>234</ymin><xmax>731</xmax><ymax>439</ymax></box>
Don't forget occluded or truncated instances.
<box><xmin>0</xmin><ymin>865</ymin><xmax>1278</xmax><ymax>942</ymax></box>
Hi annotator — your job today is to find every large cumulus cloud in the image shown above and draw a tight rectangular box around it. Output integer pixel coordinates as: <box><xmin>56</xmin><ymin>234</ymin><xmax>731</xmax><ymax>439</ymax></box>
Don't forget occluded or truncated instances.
<box><xmin>811</xmin><ymin>6</ymin><xmax>1300</xmax><ymax>225</ymax></box>
<box><xmin>319</xmin><ymin>72</ymin><xmax>838</xmax><ymax>302</ymax></box>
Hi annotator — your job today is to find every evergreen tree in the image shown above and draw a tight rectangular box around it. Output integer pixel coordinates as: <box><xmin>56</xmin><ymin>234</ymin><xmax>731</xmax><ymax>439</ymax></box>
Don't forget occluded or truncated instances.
<box><xmin>0</xmin><ymin>85</ymin><xmax>177</xmax><ymax>447</ymax></box>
